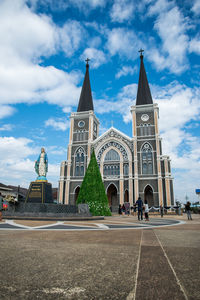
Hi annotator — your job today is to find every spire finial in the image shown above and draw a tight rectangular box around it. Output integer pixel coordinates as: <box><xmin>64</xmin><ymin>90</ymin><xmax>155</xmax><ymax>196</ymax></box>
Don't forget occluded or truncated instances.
<box><xmin>85</xmin><ymin>58</ymin><xmax>90</xmax><ymax>67</ymax></box>
<box><xmin>138</xmin><ymin>48</ymin><xmax>144</xmax><ymax>58</ymax></box>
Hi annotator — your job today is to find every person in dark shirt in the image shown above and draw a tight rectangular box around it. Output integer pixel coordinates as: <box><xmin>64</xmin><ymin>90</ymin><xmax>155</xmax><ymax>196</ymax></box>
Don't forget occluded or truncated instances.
<box><xmin>136</xmin><ymin>197</ymin><xmax>143</xmax><ymax>221</ymax></box>
<box><xmin>185</xmin><ymin>201</ymin><xmax>192</xmax><ymax>220</ymax></box>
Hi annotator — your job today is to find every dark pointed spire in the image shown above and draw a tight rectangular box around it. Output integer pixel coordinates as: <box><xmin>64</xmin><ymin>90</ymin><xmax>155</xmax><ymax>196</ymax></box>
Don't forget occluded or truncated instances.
<box><xmin>136</xmin><ymin>50</ymin><xmax>153</xmax><ymax>106</ymax></box>
<box><xmin>77</xmin><ymin>59</ymin><xmax>94</xmax><ymax>112</ymax></box>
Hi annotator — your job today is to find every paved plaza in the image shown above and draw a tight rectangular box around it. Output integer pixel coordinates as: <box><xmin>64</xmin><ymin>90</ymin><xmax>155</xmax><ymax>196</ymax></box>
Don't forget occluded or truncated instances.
<box><xmin>0</xmin><ymin>214</ymin><xmax>199</xmax><ymax>300</ymax></box>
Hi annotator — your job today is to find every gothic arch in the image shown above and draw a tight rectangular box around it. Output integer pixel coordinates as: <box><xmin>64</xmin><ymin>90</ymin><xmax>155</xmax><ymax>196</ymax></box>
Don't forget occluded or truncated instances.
<box><xmin>74</xmin><ymin>186</ymin><xmax>80</xmax><ymax>203</ymax></box>
<box><xmin>95</xmin><ymin>137</ymin><xmax>132</xmax><ymax>162</ymax></box>
<box><xmin>106</xmin><ymin>182</ymin><xmax>118</xmax><ymax>193</ymax></box>
<box><xmin>140</xmin><ymin>141</ymin><xmax>153</xmax><ymax>151</ymax></box>
<box><xmin>141</xmin><ymin>142</ymin><xmax>154</xmax><ymax>175</ymax></box>
<box><xmin>101</xmin><ymin>146</ymin><xmax>123</xmax><ymax>163</ymax></box>
<box><xmin>75</xmin><ymin>146</ymin><xmax>85</xmax><ymax>155</ymax></box>
<box><xmin>144</xmin><ymin>185</ymin><xmax>154</xmax><ymax>207</ymax></box>
<box><xmin>74</xmin><ymin>147</ymin><xmax>85</xmax><ymax>176</ymax></box>
<box><xmin>106</xmin><ymin>183</ymin><xmax>118</xmax><ymax>208</ymax></box>
<box><xmin>124</xmin><ymin>189</ymin><xmax>129</xmax><ymax>202</ymax></box>
<box><xmin>143</xmin><ymin>184</ymin><xmax>154</xmax><ymax>193</ymax></box>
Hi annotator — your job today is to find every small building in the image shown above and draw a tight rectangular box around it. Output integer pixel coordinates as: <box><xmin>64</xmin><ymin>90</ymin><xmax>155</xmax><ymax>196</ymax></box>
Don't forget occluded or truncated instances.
<box><xmin>0</xmin><ymin>183</ymin><xmax>27</xmax><ymax>201</ymax></box>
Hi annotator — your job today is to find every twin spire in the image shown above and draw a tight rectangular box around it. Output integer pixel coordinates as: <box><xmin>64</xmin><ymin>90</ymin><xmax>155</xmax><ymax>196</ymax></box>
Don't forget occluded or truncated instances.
<box><xmin>77</xmin><ymin>51</ymin><xmax>153</xmax><ymax>112</ymax></box>
<box><xmin>136</xmin><ymin>50</ymin><xmax>153</xmax><ymax>106</ymax></box>
<box><xmin>77</xmin><ymin>58</ymin><xmax>94</xmax><ymax>112</ymax></box>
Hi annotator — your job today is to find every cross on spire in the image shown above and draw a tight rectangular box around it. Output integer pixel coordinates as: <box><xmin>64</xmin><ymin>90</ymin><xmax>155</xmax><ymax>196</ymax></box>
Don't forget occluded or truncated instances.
<box><xmin>85</xmin><ymin>58</ymin><xmax>90</xmax><ymax>66</ymax></box>
<box><xmin>138</xmin><ymin>49</ymin><xmax>144</xmax><ymax>57</ymax></box>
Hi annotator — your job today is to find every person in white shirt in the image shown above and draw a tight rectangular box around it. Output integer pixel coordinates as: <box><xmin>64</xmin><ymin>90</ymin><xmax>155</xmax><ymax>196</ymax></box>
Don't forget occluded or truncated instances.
<box><xmin>144</xmin><ymin>200</ymin><xmax>149</xmax><ymax>221</ymax></box>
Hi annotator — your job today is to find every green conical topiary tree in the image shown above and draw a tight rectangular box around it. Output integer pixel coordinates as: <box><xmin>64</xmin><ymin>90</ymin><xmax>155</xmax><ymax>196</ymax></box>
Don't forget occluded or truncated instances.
<box><xmin>77</xmin><ymin>149</ymin><xmax>111</xmax><ymax>216</ymax></box>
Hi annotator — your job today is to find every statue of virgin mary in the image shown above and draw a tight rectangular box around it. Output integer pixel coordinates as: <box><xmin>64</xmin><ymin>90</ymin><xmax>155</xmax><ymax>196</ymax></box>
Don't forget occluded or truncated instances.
<box><xmin>35</xmin><ymin>147</ymin><xmax>48</xmax><ymax>180</ymax></box>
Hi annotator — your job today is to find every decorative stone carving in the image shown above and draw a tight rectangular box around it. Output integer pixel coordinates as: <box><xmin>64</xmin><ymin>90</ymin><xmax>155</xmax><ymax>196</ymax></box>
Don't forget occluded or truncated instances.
<box><xmin>97</xmin><ymin>141</ymin><xmax>128</xmax><ymax>161</ymax></box>
<box><xmin>94</xmin><ymin>129</ymin><xmax>133</xmax><ymax>152</ymax></box>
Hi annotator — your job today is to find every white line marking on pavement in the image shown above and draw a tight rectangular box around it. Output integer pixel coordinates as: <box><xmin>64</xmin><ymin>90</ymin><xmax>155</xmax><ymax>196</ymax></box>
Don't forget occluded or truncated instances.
<box><xmin>126</xmin><ymin>230</ymin><xmax>143</xmax><ymax>300</ymax></box>
<box><xmin>31</xmin><ymin>221</ymin><xmax>64</xmax><ymax>229</ymax></box>
<box><xmin>5</xmin><ymin>219</ymin><xmax>31</xmax><ymax>229</ymax></box>
<box><xmin>154</xmin><ymin>231</ymin><xmax>189</xmax><ymax>300</ymax></box>
<box><xmin>0</xmin><ymin>219</ymin><xmax>184</xmax><ymax>231</ymax></box>
<box><xmin>95</xmin><ymin>223</ymin><xmax>109</xmax><ymax>229</ymax></box>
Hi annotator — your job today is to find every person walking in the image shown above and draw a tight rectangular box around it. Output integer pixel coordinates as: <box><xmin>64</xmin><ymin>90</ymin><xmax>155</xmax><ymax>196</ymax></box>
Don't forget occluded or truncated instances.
<box><xmin>160</xmin><ymin>205</ymin><xmax>164</xmax><ymax>217</ymax></box>
<box><xmin>133</xmin><ymin>204</ymin><xmax>137</xmax><ymax>216</ymax></box>
<box><xmin>136</xmin><ymin>196</ymin><xmax>143</xmax><ymax>221</ymax></box>
<box><xmin>125</xmin><ymin>202</ymin><xmax>130</xmax><ymax>216</ymax></box>
<box><xmin>0</xmin><ymin>192</ymin><xmax>3</xmax><ymax>222</ymax></box>
<box><xmin>144</xmin><ymin>200</ymin><xmax>149</xmax><ymax>221</ymax></box>
<box><xmin>118</xmin><ymin>204</ymin><xmax>122</xmax><ymax>215</ymax></box>
<box><xmin>122</xmin><ymin>204</ymin><xmax>125</xmax><ymax>215</ymax></box>
<box><xmin>185</xmin><ymin>201</ymin><xmax>192</xmax><ymax>220</ymax></box>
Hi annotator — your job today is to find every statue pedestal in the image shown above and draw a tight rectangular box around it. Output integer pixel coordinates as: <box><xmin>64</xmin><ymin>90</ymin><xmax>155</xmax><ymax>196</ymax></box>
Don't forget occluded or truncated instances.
<box><xmin>26</xmin><ymin>181</ymin><xmax>53</xmax><ymax>204</ymax></box>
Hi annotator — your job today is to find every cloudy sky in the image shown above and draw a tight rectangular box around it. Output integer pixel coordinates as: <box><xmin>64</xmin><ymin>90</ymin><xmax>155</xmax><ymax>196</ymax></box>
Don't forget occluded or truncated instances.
<box><xmin>0</xmin><ymin>0</ymin><xmax>200</xmax><ymax>203</ymax></box>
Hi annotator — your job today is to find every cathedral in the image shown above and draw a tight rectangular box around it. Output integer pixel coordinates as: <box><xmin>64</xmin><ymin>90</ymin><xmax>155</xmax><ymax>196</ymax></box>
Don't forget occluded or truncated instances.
<box><xmin>58</xmin><ymin>53</ymin><xmax>174</xmax><ymax>211</ymax></box>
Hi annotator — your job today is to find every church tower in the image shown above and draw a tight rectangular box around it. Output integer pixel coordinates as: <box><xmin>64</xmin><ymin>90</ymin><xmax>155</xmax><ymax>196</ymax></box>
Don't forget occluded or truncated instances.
<box><xmin>58</xmin><ymin>60</ymin><xmax>99</xmax><ymax>204</ymax></box>
<box><xmin>131</xmin><ymin>51</ymin><xmax>174</xmax><ymax>206</ymax></box>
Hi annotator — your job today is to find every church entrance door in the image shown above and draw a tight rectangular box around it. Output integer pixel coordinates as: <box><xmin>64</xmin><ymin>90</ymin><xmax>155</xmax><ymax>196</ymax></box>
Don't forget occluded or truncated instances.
<box><xmin>124</xmin><ymin>190</ymin><xmax>129</xmax><ymax>202</ymax></box>
<box><xmin>74</xmin><ymin>186</ymin><xmax>80</xmax><ymax>204</ymax></box>
<box><xmin>107</xmin><ymin>184</ymin><xmax>118</xmax><ymax>210</ymax></box>
<box><xmin>144</xmin><ymin>185</ymin><xmax>154</xmax><ymax>207</ymax></box>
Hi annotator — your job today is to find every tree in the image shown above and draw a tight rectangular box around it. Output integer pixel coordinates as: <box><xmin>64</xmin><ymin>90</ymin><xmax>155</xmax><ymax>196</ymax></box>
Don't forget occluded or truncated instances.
<box><xmin>77</xmin><ymin>150</ymin><xmax>111</xmax><ymax>216</ymax></box>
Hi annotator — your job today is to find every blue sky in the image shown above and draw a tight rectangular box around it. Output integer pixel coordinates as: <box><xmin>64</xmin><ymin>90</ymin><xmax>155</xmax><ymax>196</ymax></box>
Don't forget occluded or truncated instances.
<box><xmin>0</xmin><ymin>0</ymin><xmax>200</xmax><ymax>203</ymax></box>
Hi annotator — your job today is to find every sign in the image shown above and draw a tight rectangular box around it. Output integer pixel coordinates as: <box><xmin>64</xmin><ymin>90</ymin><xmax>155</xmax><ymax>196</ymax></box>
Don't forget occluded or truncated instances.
<box><xmin>196</xmin><ymin>189</ymin><xmax>200</xmax><ymax>194</ymax></box>
<box><xmin>29</xmin><ymin>184</ymin><xmax>42</xmax><ymax>198</ymax></box>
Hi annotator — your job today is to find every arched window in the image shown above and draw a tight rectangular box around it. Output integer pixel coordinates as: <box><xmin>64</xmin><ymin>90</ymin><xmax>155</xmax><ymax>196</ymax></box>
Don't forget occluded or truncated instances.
<box><xmin>140</xmin><ymin>124</ymin><xmax>144</xmax><ymax>136</ymax></box>
<box><xmin>105</xmin><ymin>149</ymin><xmax>120</xmax><ymax>161</ymax></box>
<box><xmin>75</xmin><ymin>148</ymin><xmax>85</xmax><ymax>177</ymax></box>
<box><xmin>142</xmin><ymin>143</ymin><xmax>153</xmax><ymax>174</ymax></box>
<box><xmin>140</xmin><ymin>124</ymin><xmax>152</xmax><ymax>136</ymax></box>
<box><xmin>103</xmin><ymin>149</ymin><xmax>121</xmax><ymax>177</ymax></box>
<box><xmin>75</xmin><ymin>166</ymin><xmax>79</xmax><ymax>176</ymax></box>
<box><xmin>123</xmin><ymin>164</ymin><xmax>129</xmax><ymax>176</ymax></box>
<box><xmin>103</xmin><ymin>164</ymin><xmax>120</xmax><ymax>176</ymax></box>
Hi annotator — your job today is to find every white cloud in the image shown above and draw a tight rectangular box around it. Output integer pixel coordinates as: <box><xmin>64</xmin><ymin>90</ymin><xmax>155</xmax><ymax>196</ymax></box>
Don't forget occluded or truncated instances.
<box><xmin>148</xmin><ymin>0</ymin><xmax>173</xmax><ymax>16</ymax></box>
<box><xmin>110</xmin><ymin>0</ymin><xmax>134</xmax><ymax>23</ymax></box>
<box><xmin>189</xmin><ymin>36</ymin><xmax>200</xmax><ymax>54</ymax></box>
<box><xmin>0</xmin><ymin>0</ymin><xmax>56</xmax><ymax>65</ymax></box>
<box><xmin>152</xmin><ymin>83</ymin><xmax>200</xmax><ymax>202</ymax></box>
<box><xmin>59</xmin><ymin>21</ymin><xmax>86</xmax><ymax>57</ymax></box>
<box><xmin>0</xmin><ymin>136</ymin><xmax>60</xmax><ymax>187</ymax></box>
<box><xmin>70</xmin><ymin>0</ymin><xmax>107</xmax><ymax>11</ymax></box>
<box><xmin>0</xmin><ymin>105</ymin><xmax>16</xmax><ymax>119</ymax></box>
<box><xmin>0</xmin><ymin>137</ymin><xmax>36</xmax><ymax>160</ymax></box>
<box><xmin>28</xmin><ymin>0</ymin><xmax>69</xmax><ymax>11</ymax></box>
<box><xmin>45</xmin><ymin>118</ymin><xmax>70</xmax><ymax>131</ymax></box>
<box><xmin>191</xmin><ymin>0</ymin><xmax>200</xmax><ymax>15</ymax></box>
<box><xmin>94</xmin><ymin>83</ymin><xmax>137</xmax><ymax>123</ymax></box>
<box><xmin>0</xmin><ymin>0</ymin><xmax>84</xmax><ymax>115</ymax></box>
<box><xmin>116</xmin><ymin>66</ymin><xmax>137</xmax><ymax>79</ymax></box>
<box><xmin>0</xmin><ymin>124</ymin><xmax>13</xmax><ymax>131</ymax></box>
<box><xmin>106</xmin><ymin>28</ymin><xmax>142</xmax><ymax>60</ymax></box>
<box><xmin>147</xmin><ymin>0</ymin><xmax>189</xmax><ymax>74</ymax></box>
<box><xmin>80</xmin><ymin>48</ymin><xmax>106</xmax><ymax>68</ymax></box>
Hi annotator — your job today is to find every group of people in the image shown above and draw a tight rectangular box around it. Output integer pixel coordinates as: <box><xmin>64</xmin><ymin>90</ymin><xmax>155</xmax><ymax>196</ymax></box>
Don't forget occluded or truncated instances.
<box><xmin>118</xmin><ymin>197</ymin><xmax>166</xmax><ymax>221</ymax></box>
<box><xmin>135</xmin><ymin>197</ymin><xmax>150</xmax><ymax>221</ymax></box>
<box><xmin>118</xmin><ymin>197</ymin><xmax>150</xmax><ymax>221</ymax></box>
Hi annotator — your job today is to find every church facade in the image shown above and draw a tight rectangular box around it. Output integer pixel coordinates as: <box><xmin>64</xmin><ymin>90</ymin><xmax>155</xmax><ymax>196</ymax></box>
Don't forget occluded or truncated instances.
<box><xmin>58</xmin><ymin>54</ymin><xmax>174</xmax><ymax>211</ymax></box>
